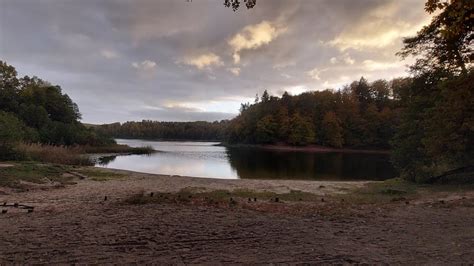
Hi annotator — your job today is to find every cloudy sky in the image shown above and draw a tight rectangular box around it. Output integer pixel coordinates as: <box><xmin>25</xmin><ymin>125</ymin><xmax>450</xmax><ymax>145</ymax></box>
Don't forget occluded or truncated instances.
<box><xmin>0</xmin><ymin>0</ymin><xmax>431</xmax><ymax>124</ymax></box>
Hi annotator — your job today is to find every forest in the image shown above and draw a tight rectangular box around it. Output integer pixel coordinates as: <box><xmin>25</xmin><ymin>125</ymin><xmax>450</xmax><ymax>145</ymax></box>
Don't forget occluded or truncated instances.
<box><xmin>95</xmin><ymin>120</ymin><xmax>229</xmax><ymax>141</ymax></box>
<box><xmin>226</xmin><ymin>78</ymin><xmax>404</xmax><ymax>148</ymax></box>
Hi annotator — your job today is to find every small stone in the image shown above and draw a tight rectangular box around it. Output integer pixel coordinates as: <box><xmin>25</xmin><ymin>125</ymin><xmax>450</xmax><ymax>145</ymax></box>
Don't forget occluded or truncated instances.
<box><xmin>321</xmin><ymin>198</ymin><xmax>325</xmax><ymax>202</ymax></box>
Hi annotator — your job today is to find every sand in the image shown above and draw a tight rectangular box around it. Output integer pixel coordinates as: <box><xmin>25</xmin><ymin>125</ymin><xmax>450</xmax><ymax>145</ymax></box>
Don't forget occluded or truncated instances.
<box><xmin>0</xmin><ymin>167</ymin><xmax>473</xmax><ymax>264</ymax></box>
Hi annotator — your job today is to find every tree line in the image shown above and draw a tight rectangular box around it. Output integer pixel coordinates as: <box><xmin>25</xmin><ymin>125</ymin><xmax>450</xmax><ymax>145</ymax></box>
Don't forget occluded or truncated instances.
<box><xmin>95</xmin><ymin>120</ymin><xmax>229</xmax><ymax>141</ymax></box>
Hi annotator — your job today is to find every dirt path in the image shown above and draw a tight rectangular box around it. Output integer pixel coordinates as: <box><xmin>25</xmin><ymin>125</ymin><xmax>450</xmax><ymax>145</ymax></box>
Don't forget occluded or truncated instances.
<box><xmin>0</xmin><ymin>170</ymin><xmax>473</xmax><ymax>264</ymax></box>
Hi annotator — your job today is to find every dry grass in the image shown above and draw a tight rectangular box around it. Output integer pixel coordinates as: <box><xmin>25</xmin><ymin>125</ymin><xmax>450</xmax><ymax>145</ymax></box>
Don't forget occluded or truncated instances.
<box><xmin>13</xmin><ymin>143</ymin><xmax>154</xmax><ymax>166</ymax></box>
<box><xmin>15</xmin><ymin>143</ymin><xmax>93</xmax><ymax>166</ymax></box>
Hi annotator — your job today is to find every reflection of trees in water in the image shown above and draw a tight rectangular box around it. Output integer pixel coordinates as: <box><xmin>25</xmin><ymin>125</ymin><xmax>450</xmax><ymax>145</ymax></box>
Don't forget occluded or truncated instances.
<box><xmin>226</xmin><ymin>148</ymin><xmax>397</xmax><ymax>181</ymax></box>
<box><xmin>97</xmin><ymin>155</ymin><xmax>117</xmax><ymax>166</ymax></box>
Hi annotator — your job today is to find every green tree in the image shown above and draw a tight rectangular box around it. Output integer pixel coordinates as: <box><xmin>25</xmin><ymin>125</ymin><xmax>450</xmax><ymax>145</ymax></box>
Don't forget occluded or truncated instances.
<box><xmin>276</xmin><ymin>106</ymin><xmax>290</xmax><ymax>141</ymax></box>
<box><xmin>0</xmin><ymin>61</ymin><xmax>20</xmax><ymax>113</ymax></box>
<box><xmin>0</xmin><ymin>111</ymin><xmax>24</xmax><ymax>159</ymax></box>
<box><xmin>321</xmin><ymin>111</ymin><xmax>344</xmax><ymax>148</ymax></box>
<box><xmin>371</xmin><ymin>79</ymin><xmax>391</xmax><ymax>110</ymax></box>
<box><xmin>255</xmin><ymin>115</ymin><xmax>277</xmax><ymax>143</ymax></box>
<box><xmin>0</xmin><ymin>60</ymin><xmax>112</xmax><ymax>147</ymax></box>
<box><xmin>351</xmin><ymin>77</ymin><xmax>372</xmax><ymax>110</ymax></box>
<box><xmin>19</xmin><ymin>104</ymin><xmax>49</xmax><ymax>128</ymax></box>
<box><xmin>398</xmin><ymin>0</ymin><xmax>473</xmax><ymax>74</ymax></box>
<box><xmin>422</xmin><ymin>72</ymin><xmax>474</xmax><ymax>177</ymax></box>
<box><xmin>288</xmin><ymin>113</ymin><xmax>315</xmax><ymax>146</ymax></box>
<box><xmin>392</xmin><ymin>0</ymin><xmax>473</xmax><ymax>182</ymax></box>
<box><xmin>261</xmin><ymin>89</ymin><xmax>270</xmax><ymax>102</ymax></box>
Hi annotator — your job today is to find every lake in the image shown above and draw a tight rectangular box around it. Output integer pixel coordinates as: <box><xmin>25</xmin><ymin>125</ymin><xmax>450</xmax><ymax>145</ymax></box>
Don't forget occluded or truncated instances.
<box><xmin>96</xmin><ymin>139</ymin><xmax>398</xmax><ymax>181</ymax></box>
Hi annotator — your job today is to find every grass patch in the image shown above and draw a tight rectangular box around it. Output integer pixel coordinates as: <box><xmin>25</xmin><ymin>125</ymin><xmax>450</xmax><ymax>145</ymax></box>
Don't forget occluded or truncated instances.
<box><xmin>0</xmin><ymin>162</ymin><xmax>73</xmax><ymax>188</ymax></box>
<box><xmin>336</xmin><ymin>178</ymin><xmax>422</xmax><ymax>204</ymax></box>
<box><xmin>123</xmin><ymin>188</ymin><xmax>322</xmax><ymax>205</ymax></box>
<box><xmin>74</xmin><ymin>168</ymin><xmax>126</xmax><ymax>181</ymax></box>
<box><xmin>342</xmin><ymin>177</ymin><xmax>474</xmax><ymax>204</ymax></box>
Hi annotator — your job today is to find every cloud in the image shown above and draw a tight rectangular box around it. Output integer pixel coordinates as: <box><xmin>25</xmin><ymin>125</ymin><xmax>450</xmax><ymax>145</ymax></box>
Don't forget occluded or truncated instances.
<box><xmin>330</xmin><ymin>54</ymin><xmax>355</xmax><ymax>65</ymax></box>
<box><xmin>307</xmin><ymin>68</ymin><xmax>322</xmax><ymax>80</ymax></box>
<box><xmin>1</xmin><ymin>0</ymin><xmax>429</xmax><ymax>123</ymax></box>
<box><xmin>182</xmin><ymin>53</ymin><xmax>223</xmax><ymax>70</ymax></box>
<box><xmin>273</xmin><ymin>61</ymin><xmax>295</xmax><ymax>69</ymax></box>
<box><xmin>132</xmin><ymin>60</ymin><xmax>157</xmax><ymax>78</ymax></box>
<box><xmin>100</xmin><ymin>49</ymin><xmax>119</xmax><ymax>59</ymax></box>
<box><xmin>228</xmin><ymin>67</ymin><xmax>241</xmax><ymax>76</ymax></box>
<box><xmin>362</xmin><ymin>59</ymin><xmax>403</xmax><ymax>71</ymax></box>
<box><xmin>329</xmin><ymin>2</ymin><xmax>429</xmax><ymax>51</ymax></box>
<box><xmin>282</xmin><ymin>85</ymin><xmax>309</xmax><ymax>96</ymax></box>
<box><xmin>132</xmin><ymin>60</ymin><xmax>157</xmax><ymax>70</ymax></box>
<box><xmin>281</xmin><ymin>73</ymin><xmax>291</xmax><ymax>79</ymax></box>
<box><xmin>342</xmin><ymin>54</ymin><xmax>355</xmax><ymax>65</ymax></box>
<box><xmin>229</xmin><ymin>21</ymin><xmax>285</xmax><ymax>64</ymax></box>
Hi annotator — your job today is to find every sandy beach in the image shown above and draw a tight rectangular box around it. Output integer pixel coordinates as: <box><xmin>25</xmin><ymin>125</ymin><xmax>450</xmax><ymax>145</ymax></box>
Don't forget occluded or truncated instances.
<box><xmin>0</xmin><ymin>167</ymin><xmax>473</xmax><ymax>264</ymax></box>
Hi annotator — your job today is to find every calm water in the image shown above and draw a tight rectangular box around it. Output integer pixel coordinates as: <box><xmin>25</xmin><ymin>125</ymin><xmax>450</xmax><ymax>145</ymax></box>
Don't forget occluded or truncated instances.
<box><xmin>96</xmin><ymin>139</ymin><xmax>398</xmax><ymax>181</ymax></box>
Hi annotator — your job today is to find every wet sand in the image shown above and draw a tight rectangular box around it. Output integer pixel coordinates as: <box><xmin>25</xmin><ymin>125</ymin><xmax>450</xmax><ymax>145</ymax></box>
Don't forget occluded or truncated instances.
<box><xmin>0</xmin><ymin>168</ymin><xmax>473</xmax><ymax>264</ymax></box>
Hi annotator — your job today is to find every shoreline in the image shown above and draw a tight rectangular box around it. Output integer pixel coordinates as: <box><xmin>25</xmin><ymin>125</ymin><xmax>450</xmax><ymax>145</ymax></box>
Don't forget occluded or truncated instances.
<box><xmin>220</xmin><ymin>143</ymin><xmax>391</xmax><ymax>154</ymax></box>
<box><xmin>114</xmin><ymin>139</ymin><xmax>391</xmax><ymax>155</ymax></box>
<box><xmin>0</xmin><ymin>164</ymin><xmax>371</xmax><ymax>202</ymax></box>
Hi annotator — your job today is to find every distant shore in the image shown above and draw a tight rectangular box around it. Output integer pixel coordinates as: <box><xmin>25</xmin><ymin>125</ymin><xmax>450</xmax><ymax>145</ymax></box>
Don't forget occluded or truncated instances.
<box><xmin>220</xmin><ymin>143</ymin><xmax>390</xmax><ymax>154</ymax></box>
<box><xmin>112</xmin><ymin>139</ymin><xmax>390</xmax><ymax>154</ymax></box>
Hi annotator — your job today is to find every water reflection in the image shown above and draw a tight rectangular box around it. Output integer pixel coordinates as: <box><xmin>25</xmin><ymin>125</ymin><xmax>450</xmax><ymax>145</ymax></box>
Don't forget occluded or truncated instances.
<box><xmin>226</xmin><ymin>148</ymin><xmax>396</xmax><ymax>180</ymax></box>
<box><xmin>97</xmin><ymin>155</ymin><xmax>117</xmax><ymax>166</ymax></box>
<box><xmin>96</xmin><ymin>139</ymin><xmax>397</xmax><ymax>181</ymax></box>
